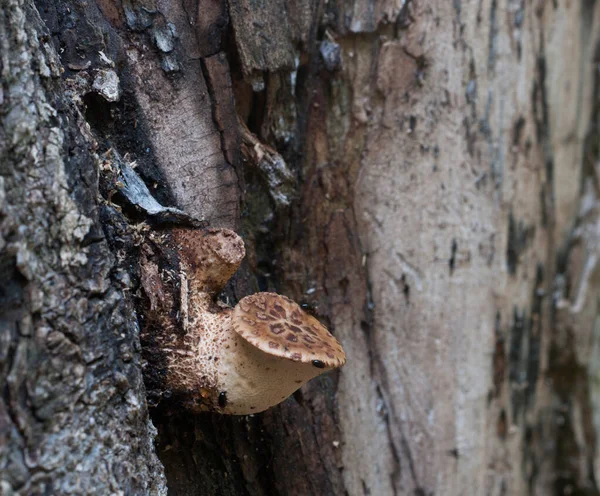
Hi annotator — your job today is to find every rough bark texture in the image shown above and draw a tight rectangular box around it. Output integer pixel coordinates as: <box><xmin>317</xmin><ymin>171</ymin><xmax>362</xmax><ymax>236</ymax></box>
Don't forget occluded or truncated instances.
<box><xmin>0</xmin><ymin>0</ymin><xmax>166</xmax><ymax>493</ymax></box>
<box><xmin>2</xmin><ymin>0</ymin><xmax>600</xmax><ymax>494</ymax></box>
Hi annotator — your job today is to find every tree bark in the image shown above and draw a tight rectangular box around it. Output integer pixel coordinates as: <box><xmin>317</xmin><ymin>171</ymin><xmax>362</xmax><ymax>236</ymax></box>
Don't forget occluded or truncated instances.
<box><xmin>2</xmin><ymin>0</ymin><xmax>600</xmax><ymax>495</ymax></box>
<box><xmin>0</xmin><ymin>0</ymin><xmax>166</xmax><ymax>493</ymax></box>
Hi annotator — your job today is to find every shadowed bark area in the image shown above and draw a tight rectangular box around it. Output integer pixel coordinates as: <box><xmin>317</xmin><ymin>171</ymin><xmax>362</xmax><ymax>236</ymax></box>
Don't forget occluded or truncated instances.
<box><xmin>0</xmin><ymin>0</ymin><xmax>166</xmax><ymax>493</ymax></box>
<box><xmin>2</xmin><ymin>0</ymin><xmax>600</xmax><ymax>494</ymax></box>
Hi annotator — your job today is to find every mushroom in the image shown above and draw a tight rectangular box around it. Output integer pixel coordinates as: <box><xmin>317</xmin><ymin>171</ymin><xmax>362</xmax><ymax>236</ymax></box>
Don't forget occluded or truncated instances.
<box><xmin>140</xmin><ymin>227</ymin><xmax>346</xmax><ymax>414</ymax></box>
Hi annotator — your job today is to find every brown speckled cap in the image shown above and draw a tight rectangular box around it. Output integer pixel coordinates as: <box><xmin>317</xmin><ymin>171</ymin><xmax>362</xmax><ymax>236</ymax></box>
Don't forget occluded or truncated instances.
<box><xmin>232</xmin><ymin>292</ymin><xmax>346</xmax><ymax>368</ymax></box>
<box><xmin>172</xmin><ymin>228</ymin><xmax>245</xmax><ymax>295</ymax></box>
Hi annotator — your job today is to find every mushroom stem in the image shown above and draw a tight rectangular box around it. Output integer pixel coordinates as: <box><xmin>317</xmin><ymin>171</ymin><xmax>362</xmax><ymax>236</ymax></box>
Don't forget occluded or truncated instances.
<box><xmin>215</xmin><ymin>332</ymin><xmax>331</xmax><ymax>414</ymax></box>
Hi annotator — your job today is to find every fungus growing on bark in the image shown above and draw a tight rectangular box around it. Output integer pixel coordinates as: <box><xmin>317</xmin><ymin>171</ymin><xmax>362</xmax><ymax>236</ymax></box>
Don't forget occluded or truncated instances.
<box><xmin>140</xmin><ymin>227</ymin><xmax>346</xmax><ymax>415</ymax></box>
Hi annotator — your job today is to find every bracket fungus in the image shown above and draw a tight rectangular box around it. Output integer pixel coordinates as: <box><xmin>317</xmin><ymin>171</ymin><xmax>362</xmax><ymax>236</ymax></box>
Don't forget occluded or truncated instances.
<box><xmin>140</xmin><ymin>227</ymin><xmax>346</xmax><ymax>415</ymax></box>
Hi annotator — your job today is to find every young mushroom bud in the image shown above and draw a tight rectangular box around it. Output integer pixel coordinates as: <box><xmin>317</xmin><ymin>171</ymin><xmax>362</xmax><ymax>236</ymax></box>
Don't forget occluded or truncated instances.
<box><xmin>172</xmin><ymin>227</ymin><xmax>245</xmax><ymax>295</ymax></box>
<box><xmin>140</xmin><ymin>227</ymin><xmax>346</xmax><ymax>415</ymax></box>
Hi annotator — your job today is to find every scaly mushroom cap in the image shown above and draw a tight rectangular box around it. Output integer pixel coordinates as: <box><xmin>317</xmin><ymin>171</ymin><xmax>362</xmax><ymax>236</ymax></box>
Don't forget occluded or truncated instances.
<box><xmin>172</xmin><ymin>227</ymin><xmax>245</xmax><ymax>295</ymax></box>
<box><xmin>232</xmin><ymin>292</ymin><xmax>346</xmax><ymax>368</ymax></box>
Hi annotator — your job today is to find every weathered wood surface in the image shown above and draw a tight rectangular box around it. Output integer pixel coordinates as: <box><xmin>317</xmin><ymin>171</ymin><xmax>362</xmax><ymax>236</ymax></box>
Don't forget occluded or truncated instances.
<box><xmin>2</xmin><ymin>0</ymin><xmax>600</xmax><ymax>494</ymax></box>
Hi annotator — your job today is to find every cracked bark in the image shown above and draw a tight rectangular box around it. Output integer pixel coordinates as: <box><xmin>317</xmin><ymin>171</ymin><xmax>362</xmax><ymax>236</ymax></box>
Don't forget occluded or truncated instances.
<box><xmin>2</xmin><ymin>0</ymin><xmax>600</xmax><ymax>495</ymax></box>
<box><xmin>0</xmin><ymin>0</ymin><xmax>166</xmax><ymax>493</ymax></box>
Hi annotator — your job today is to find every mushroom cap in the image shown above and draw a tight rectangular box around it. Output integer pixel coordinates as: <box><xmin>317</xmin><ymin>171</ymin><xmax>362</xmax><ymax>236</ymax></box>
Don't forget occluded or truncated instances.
<box><xmin>173</xmin><ymin>227</ymin><xmax>245</xmax><ymax>269</ymax></box>
<box><xmin>172</xmin><ymin>227</ymin><xmax>245</xmax><ymax>294</ymax></box>
<box><xmin>231</xmin><ymin>292</ymin><xmax>346</xmax><ymax>368</ymax></box>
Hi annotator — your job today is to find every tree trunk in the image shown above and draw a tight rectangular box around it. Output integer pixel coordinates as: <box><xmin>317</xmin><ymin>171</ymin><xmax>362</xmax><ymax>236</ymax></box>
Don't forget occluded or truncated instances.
<box><xmin>2</xmin><ymin>0</ymin><xmax>600</xmax><ymax>494</ymax></box>
<box><xmin>0</xmin><ymin>0</ymin><xmax>166</xmax><ymax>493</ymax></box>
